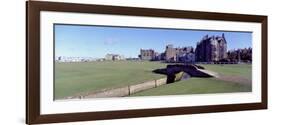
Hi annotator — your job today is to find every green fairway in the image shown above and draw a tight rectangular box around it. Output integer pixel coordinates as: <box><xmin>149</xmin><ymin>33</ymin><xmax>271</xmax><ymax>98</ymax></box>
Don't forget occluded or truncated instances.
<box><xmin>130</xmin><ymin>64</ymin><xmax>252</xmax><ymax>97</ymax></box>
<box><xmin>55</xmin><ymin>61</ymin><xmax>166</xmax><ymax>99</ymax></box>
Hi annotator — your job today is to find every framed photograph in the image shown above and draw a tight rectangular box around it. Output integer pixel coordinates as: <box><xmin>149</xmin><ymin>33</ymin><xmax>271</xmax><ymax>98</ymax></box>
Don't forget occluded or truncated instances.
<box><xmin>26</xmin><ymin>1</ymin><xmax>268</xmax><ymax>124</ymax></box>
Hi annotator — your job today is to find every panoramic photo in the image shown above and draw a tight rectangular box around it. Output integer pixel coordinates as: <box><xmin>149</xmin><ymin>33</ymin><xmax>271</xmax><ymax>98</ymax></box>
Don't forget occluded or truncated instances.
<box><xmin>54</xmin><ymin>24</ymin><xmax>252</xmax><ymax>100</ymax></box>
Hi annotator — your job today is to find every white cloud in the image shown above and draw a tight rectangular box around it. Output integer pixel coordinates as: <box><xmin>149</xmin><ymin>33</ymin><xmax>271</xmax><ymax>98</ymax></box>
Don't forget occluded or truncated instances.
<box><xmin>104</xmin><ymin>38</ymin><xmax>119</xmax><ymax>45</ymax></box>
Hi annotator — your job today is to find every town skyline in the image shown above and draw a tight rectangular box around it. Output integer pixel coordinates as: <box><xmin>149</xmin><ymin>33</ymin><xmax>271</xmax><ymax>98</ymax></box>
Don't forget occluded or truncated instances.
<box><xmin>55</xmin><ymin>24</ymin><xmax>252</xmax><ymax>58</ymax></box>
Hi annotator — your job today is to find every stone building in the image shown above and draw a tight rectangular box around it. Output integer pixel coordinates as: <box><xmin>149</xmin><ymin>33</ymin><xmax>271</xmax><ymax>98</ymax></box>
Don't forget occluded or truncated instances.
<box><xmin>105</xmin><ymin>54</ymin><xmax>125</xmax><ymax>61</ymax></box>
<box><xmin>165</xmin><ymin>45</ymin><xmax>177</xmax><ymax>62</ymax></box>
<box><xmin>195</xmin><ymin>34</ymin><xmax>227</xmax><ymax>62</ymax></box>
<box><xmin>165</xmin><ymin>44</ymin><xmax>195</xmax><ymax>63</ymax></box>
<box><xmin>139</xmin><ymin>49</ymin><xmax>156</xmax><ymax>60</ymax></box>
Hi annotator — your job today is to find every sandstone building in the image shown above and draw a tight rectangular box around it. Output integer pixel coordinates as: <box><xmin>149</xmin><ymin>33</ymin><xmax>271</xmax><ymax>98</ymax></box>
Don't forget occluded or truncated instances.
<box><xmin>139</xmin><ymin>45</ymin><xmax>195</xmax><ymax>63</ymax></box>
<box><xmin>195</xmin><ymin>34</ymin><xmax>227</xmax><ymax>62</ymax></box>
<box><xmin>139</xmin><ymin>49</ymin><xmax>157</xmax><ymax>60</ymax></box>
<box><xmin>165</xmin><ymin>44</ymin><xmax>195</xmax><ymax>63</ymax></box>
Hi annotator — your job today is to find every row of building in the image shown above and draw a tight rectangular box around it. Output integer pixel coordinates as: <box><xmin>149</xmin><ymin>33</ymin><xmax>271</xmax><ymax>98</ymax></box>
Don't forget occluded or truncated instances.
<box><xmin>56</xmin><ymin>33</ymin><xmax>251</xmax><ymax>63</ymax></box>
<box><xmin>55</xmin><ymin>56</ymin><xmax>99</xmax><ymax>62</ymax></box>
<box><xmin>56</xmin><ymin>54</ymin><xmax>127</xmax><ymax>62</ymax></box>
<box><xmin>139</xmin><ymin>33</ymin><xmax>229</xmax><ymax>63</ymax></box>
<box><xmin>139</xmin><ymin>45</ymin><xmax>196</xmax><ymax>63</ymax></box>
<box><xmin>56</xmin><ymin>54</ymin><xmax>126</xmax><ymax>62</ymax></box>
<box><xmin>105</xmin><ymin>54</ymin><xmax>125</xmax><ymax>61</ymax></box>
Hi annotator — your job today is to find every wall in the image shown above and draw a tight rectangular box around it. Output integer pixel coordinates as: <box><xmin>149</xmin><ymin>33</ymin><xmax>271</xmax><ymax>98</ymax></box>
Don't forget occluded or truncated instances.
<box><xmin>67</xmin><ymin>78</ymin><xmax>166</xmax><ymax>99</ymax></box>
<box><xmin>0</xmin><ymin>0</ymin><xmax>280</xmax><ymax>125</ymax></box>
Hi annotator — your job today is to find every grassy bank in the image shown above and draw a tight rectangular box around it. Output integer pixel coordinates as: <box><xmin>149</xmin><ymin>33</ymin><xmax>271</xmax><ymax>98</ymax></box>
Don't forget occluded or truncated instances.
<box><xmin>130</xmin><ymin>64</ymin><xmax>252</xmax><ymax>97</ymax></box>
<box><xmin>130</xmin><ymin>77</ymin><xmax>251</xmax><ymax>96</ymax></box>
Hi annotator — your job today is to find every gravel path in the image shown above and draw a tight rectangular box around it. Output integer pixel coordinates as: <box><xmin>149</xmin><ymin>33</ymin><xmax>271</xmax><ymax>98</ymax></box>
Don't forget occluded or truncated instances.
<box><xmin>216</xmin><ymin>75</ymin><xmax>252</xmax><ymax>85</ymax></box>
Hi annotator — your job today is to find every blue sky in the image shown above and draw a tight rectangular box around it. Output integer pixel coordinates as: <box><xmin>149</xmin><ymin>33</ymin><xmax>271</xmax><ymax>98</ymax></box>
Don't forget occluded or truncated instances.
<box><xmin>55</xmin><ymin>24</ymin><xmax>252</xmax><ymax>58</ymax></box>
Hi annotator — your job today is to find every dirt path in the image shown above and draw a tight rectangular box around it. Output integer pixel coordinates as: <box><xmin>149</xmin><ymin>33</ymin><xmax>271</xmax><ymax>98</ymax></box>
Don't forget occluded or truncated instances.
<box><xmin>216</xmin><ymin>75</ymin><xmax>252</xmax><ymax>85</ymax></box>
<box><xmin>197</xmin><ymin>69</ymin><xmax>219</xmax><ymax>78</ymax></box>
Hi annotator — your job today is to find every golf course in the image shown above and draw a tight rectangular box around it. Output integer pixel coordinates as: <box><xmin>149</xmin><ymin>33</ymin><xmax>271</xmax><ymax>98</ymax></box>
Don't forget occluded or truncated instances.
<box><xmin>55</xmin><ymin>61</ymin><xmax>252</xmax><ymax>99</ymax></box>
